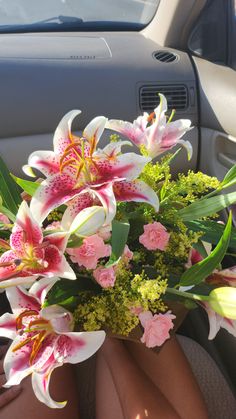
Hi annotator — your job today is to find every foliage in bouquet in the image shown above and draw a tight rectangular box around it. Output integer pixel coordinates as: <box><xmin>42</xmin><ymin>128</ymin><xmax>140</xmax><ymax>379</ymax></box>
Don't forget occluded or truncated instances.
<box><xmin>0</xmin><ymin>93</ymin><xmax>236</xmax><ymax>408</ymax></box>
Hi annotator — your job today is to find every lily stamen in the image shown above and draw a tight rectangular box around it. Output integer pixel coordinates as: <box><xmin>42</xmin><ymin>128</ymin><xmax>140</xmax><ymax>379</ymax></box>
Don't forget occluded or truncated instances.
<box><xmin>16</xmin><ymin>310</ymin><xmax>39</xmax><ymax>330</ymax></box>
<box><xmin>30</xmin><ymin>330</ymin><xmax>47</xmax><ymax>365</ymax></box>
<box><xmin>168</xmin><ymin>109</ymin><xmax>176</xmax><ymax>123</ymax></box>
<box><xmin>147</xmin><ymin>112</ymin><xmax>155</xmax><ymax>124</ymax></box>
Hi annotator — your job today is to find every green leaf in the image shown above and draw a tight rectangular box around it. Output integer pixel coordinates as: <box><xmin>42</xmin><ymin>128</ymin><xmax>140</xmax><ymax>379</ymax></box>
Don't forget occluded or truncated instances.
<box><xmin>192</xmin><ymin>240</ymin><xmax>209</xmax><ymax>258</ymax></box>
<box><xmin>185</xmin><ymin>220</ymin><xmax>236</xmax><ymax>250</ymax></box>
<box><xmin>0</xmin><ymin>156</ymin><xmax>21</xmax><ymax>214</ymax></box>
<box><xmin>221</xmin><ymin>163</ymin><xmax>236</xmax><ymax>189</ymax></box>
<box><xmin>0</xmin><ymin>204</ymin><xmax>16</xmax><ymax>222</ymax></box>
<box><xmin>67</xmin><ymin>236</ymin><xmax>83</xmax><ymax>248</ymax></box>
<box><xmin>45</xmin><ymin>277</ymin><xmax>100</xmax><ymax>306</ymax></box>
<box><xmin>179</xmin><ymin>212</ymin><xmax>232</xmax><ymax>286</ymax></box>
<box><xmin>11</xmin><ymin>175</ymin><xmax>40</xmax><ymax>196</ymax></box>
<box><xmin>106</xmin><ymin>220</ymin><xmax>130</xmax><ymax>267</ymax></box>
<box><xmin>178</xmin><ymin>191</ymin><xmax>236</xmax><ymax>221</ymax></box>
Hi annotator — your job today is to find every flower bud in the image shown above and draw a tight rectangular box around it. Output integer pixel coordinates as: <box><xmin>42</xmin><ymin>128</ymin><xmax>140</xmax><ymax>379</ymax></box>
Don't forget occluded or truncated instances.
<box><xmin>209</xmin><ymin>287</ymin><xmax>236</xmax><ymax>319</ymax></box>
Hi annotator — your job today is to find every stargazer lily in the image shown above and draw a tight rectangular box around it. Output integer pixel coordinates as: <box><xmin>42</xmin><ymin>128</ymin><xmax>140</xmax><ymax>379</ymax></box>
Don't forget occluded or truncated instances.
<box><xmin>0</xmin><ymin>201</ymin><xmax>76</xmax><ymax>288</ymax></box>
<box><xmin>0</xmin><ymin>278</ymin><xmax>105</xmax><ymax>408</ymax></box>
<box><xmin>207</xmin><ymin>265</ymin><xmax>236</xmax><ymax>287</ymax></box>
<box><xmin>106</xmin><ymin>93</ymin><xmax>192</xmax><ymax>159</ymax></box>
<box><xmin>200</xmin><ymin>301</ymin><xmax>236</xmax><ymax>340</ymax></box>
<box><xmin>0</xmin><ymin>200</ymin><xmax>109</xmax><ymax>288</ymax></box>
<box><xmin>23</xmin><ymin>110</ymin><xmax>159</xmax><ymax>224</ymax></box>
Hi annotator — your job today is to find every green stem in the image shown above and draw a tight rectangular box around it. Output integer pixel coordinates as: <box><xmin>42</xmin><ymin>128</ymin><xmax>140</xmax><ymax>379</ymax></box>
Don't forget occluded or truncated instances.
<box><xmin>166</xmin><ymin>287</ymin><xmax>209</xmax><ymax>302</ymax></box>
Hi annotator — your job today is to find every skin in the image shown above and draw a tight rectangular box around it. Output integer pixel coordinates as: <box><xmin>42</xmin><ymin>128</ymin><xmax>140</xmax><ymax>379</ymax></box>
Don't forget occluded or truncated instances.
<box><xmin>96</xmin><ymin>337</ymin><xmax>209</xmax><ymax>419</ymax></box>
<box><xmin>0</xmin><ymin>342</ymin><xmax>79</xmax><ymax>419</ymax></box>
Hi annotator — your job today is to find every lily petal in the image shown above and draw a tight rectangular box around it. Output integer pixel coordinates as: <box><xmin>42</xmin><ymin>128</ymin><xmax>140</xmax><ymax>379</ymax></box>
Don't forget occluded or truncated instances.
<box><xmin>113</xmin><ymin>180</ymin><xmax>159</xmax><ymax>212</ymax></box>
<box><xmin>83</xmin><ymin>116</ymin><xmax>107</xmax><ymax>151</ymax></box>
<box><xmin>32</xmin><ymin>362</ymin><xmax>67</xmax><ymax>409</ymax></box>
<box><xmin>30</xmin><ymin>173</ymin><xmax>81</xmax><ymax>225</ymax></box>
<box><xmin>3</xmin><ymin>337</ymin><xmax>34</xmax><ymax>386</ymax></box>
<box><xmin>176</xmin><ymin>139</ymin><xmax>193</xmax><ymax>160</ymax></box>
<box><xmin>201</xmin><ymin>302</ymin><xmax>236</xmax><ymax>340</ymax></box>
<box><xmin>45</xmin><ymin>232</ymin><xmax>70</xmax><ymax>253</ymax></box>
<box><xmin>25</xmin><ymin>150</ymin><xmax>60</xmax><ymax>177</ymax></box>
<box><xmin>53</xmin><ymin>110</ymin><xmax>81</xmax><ymax>156</ymax></box>
<box><xmin>66</xmin><ymin>206</ymin><xmax>106</xmax><ymax>237</ymax></box>
<box><xmin>29</xmin><ymin>277</ymin><xmax>60</xmax><ymax>306</ymax></box>
<box><xmin>154</xmin><ymin>93</ymin><xmax>168</xmax><ymax>125</ymax></box>
<box><xmin>0</xmin><ymin>275</ymin><xmax>36</xmax><ymax>289</ymax></box>
<box><xmin>91</xmin><ymin>183</ymin><xmax>116</xmax><ymax>224</ymax></box>
<box><xmin>95</xmin><ymin>140</ymin><xmax>133</xmax><ymax>158</ymax></box>
<box><xmin>11</xmin><ymin>201</ymin><xmax>43</xmax><ymax>251</ymax></box>
<box><xmin>41</xmin><ymin>305</ymin><xmax>74</xmax><ymax>333</ymax></box>
<box><xmin>6</xmin><ymin>286</ymin><xmax>40</xmax><ymax>315</ymax></box>
<box><xmin>0</xmin><ymin>313</ymin><xmax>17</xmax><ymax>339</ymax></box>
<box><xmin>106</xmin><ymin>119</ymin><xmax>145</xmax><ymax>147</ymax></box>
<box><xmin>54</xmin><ymin>331</ymin><xmax>106</xmax><ymax>364</ymax></box>
<box><xmin>97</xmin><ymin>153</ymin><xmax>151</xmax><ymax>181</ymax></box>
<box><xmin>61</xmin><ymin>193</ymin><xmax>94</xmax><ymax>227</ymax></box>
<box><xmin>42</xmin><ymin>245</ymin><xmax>76</xmax><ymax>280</ymax></box>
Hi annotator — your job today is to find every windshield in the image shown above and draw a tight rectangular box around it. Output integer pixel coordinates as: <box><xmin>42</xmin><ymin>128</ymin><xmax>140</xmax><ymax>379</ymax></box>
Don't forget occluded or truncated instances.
<box><xmin>0</xmin><ymin>0</ymin><xmax>160</xmax><ymax>32</ymax></box>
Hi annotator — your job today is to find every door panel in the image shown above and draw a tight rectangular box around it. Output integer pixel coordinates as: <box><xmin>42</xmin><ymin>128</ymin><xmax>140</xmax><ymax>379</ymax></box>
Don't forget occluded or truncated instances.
<box><xmin>186</xmin><ymin>55</ymin><xmax>236</xmax><ymax>390</ymax></box>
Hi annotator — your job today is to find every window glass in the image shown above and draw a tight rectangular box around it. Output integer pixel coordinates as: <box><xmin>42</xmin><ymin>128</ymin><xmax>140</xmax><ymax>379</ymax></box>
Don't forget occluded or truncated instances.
<box><xmin>188</xmin><ymin>0</ymin><xmax>229</xmax><ymax>65</ymax></box>
<box><xmin>0</xmin><ymin>0</ymin><xmax>160</xmax><ymax>32</ymax></box>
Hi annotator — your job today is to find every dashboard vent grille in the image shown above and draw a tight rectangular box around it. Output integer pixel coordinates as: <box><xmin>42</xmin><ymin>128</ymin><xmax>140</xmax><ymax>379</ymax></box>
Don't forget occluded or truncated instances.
<box><xmin>153</xmin><ymin>51</ymin><xmax>178</xmax><ymax>63</ymax></box>
<box><xmin>140</xmin><ymin>85</ymin><xmax>188</xmax><ymax>113</ymax></box>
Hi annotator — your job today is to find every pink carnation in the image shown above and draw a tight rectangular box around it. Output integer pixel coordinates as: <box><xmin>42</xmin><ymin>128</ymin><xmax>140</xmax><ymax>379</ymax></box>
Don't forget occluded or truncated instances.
<box><xmin>45</xmin><ymin>221</ymin><xmax>62</xmax><ymax>231</ymax></box>
<box><xmin>123</xmin><ymin>244</ymin><xmax>133</xmax><ymax>263</ymax></box>
<box><xmin>130</xmin><ymin>306</ymin><xmax>143</xmax><ymax>316</ymax></box>
<box><xmin>67</xmin><ymin>234</ymin><xmax>111</xmax><ymax>269</ymax></box>
<box><xmin>139</xmin><ymin>310</ymin><xmax>176</xmax><ymax>348</ymax></box>
<box><xmin>139</xmin><ymin>222</ymin><xmax>170</xmax><ymax>251</ymax></box>
<box><xmin>93</xmin><ymin>266</ymin><xmax>116</xmax><ymax>288</ymax></box>
<box><xmin>0</xmin><ymin>213</ymin><xmax>10</xmax><ymax>225</ymax></box>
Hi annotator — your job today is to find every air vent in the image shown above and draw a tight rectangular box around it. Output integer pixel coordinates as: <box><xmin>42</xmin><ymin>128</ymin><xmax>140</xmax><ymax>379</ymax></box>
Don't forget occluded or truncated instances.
<box><xmin>140</xmin><ymin>85</ymin><xmax>188</xmax><ymax>113</ymax></box>
<box><xmin>153</xmin><ymin>50</ymin><xmax>178</xmax><ymax>63</ymax></box>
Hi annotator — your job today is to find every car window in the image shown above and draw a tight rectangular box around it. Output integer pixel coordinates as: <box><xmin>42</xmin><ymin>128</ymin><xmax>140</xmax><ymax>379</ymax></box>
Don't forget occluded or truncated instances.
<box><xmin>0</xmin><ymin>0</ymin><xmax>160</xmax><ymax>32</ymax></box>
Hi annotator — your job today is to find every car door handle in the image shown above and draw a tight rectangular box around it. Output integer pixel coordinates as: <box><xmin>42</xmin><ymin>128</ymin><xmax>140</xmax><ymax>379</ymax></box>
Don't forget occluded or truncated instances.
<box><xmin>217</xmin><ymin>152</ymin><xmax>236</xmax><ymax>169</ymax></box>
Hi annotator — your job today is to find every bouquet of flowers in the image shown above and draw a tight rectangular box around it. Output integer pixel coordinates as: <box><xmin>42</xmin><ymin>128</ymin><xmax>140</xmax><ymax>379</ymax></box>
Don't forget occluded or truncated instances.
<box><xmin>0</xmin><ymin>94</ymin><xmax>236</xmax><ymax>408</ymax></box>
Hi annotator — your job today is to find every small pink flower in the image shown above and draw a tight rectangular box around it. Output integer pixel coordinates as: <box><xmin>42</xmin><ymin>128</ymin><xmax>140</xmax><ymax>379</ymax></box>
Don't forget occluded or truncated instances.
<box><xmin>139</xmin><ymin>222</ymin><xmax>170</xmax><ymax>251</ymax></box>
<box><xmin>97</xmin><ymin>225</ymin><xmax>112</xmax><ymax>241</ymax></box>
<box><xmin>139</xmin><ymin>310</ymin><xmax>176</xmax><ymax>348</ymax></box>
<box><xmin>93</xmin><ymin>266</ymin><xmax>116</xmax><ymax>288</ymax></box>
<box><xmin>185</xmin><ymin>248</ymin><xmax>203</xmax><ymax>269</ymax></box>
<box><xmin>122</xmin><ymin>245</ymin><xmax>133</xmax><ymax>263</ymax></box>
<box><xmin>130</xmin><ymin>305</ymin><xmax>143</xmax><ymax>316</ymax></box>
<box><xmin>67</xmin><ymin>234</ymin><xmax>111</xmax><ymax>270</ymax></box>
<box><xmin>0</xmin><ymin>213</ymin><xmax>10</xmax><ymax>225</ymax></box>
<box><xmin>45</xmin><ymin>221</ymin><xmax>62</xmax><ymax>231</ymax></box>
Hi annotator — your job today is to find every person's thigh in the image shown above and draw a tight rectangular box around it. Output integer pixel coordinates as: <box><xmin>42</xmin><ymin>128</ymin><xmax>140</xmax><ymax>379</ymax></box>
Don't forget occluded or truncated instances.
<box><xmin>0</xmin><ymin>364</ymin><xmax>79</xmax><ymax>419</ymax></box>
<box><xmin>125</xmin><ymin>337</ymin><xmax>208</xmax><ymax>419</ymax></box>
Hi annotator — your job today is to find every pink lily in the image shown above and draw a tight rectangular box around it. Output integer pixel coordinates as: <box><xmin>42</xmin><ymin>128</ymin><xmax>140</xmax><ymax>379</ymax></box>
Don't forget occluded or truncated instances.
<box><xmin>106</xmin><ymin>93</ymin><xmax>192</xmax><ymax>159</ymax></box>
<box><xmin>23</xmin><ymin>110</ymin><xmax>158</xmax><ymax>224</ymax></box>
<box><xmin>0</xmin><ymin>201</ymin><xmax>75</xmax><ymax>288</ymax></box>
<box><xmin>0</xmin><ymin>278</ymin><xmax>105</xmax><ymax>408</ymax></box>
<box><xmin>207</xmin><ymin>266</ymin><xmax>236</xmax><ymax>287</ymax></box>
<box><xmin>200</xmin><ymin>301</ymin><xmax>236</xmax><ymax>340</ymax></box>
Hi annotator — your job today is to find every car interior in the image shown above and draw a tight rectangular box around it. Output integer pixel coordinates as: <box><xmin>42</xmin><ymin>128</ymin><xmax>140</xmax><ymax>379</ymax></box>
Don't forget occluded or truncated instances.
<box><xmin>0</xmin><ymin>0</ymin><xmax>235</xmax><ymax>417</ymax></box>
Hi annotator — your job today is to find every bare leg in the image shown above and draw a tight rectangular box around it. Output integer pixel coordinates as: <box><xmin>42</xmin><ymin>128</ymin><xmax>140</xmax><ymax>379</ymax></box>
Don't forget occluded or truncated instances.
<box><xmin>0</xmin><ymin>364</ymin><xmax>79</xmax><ymax>419</ymax></box>
<box><xmin>96</xmin><ymin>349</ymin><xmax>123</xmax><ymax>419</ymax></box>
<box><xmin>96</xmin><ymin>337</ymin><xmax>181</xmax><ymax>419</ymax></box>
<box><xmin>125</xmin><ymin>336</ymin><xmax>208</xmax><ymax>419</ymax></box>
